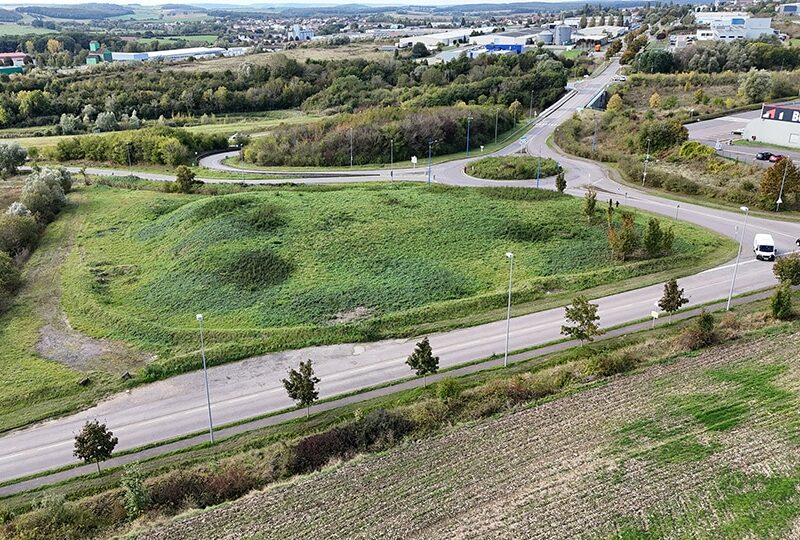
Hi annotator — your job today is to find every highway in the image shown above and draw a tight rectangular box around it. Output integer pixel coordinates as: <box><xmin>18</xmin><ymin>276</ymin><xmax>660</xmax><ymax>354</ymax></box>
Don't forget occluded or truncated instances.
<box><xmin>2</xmin><ymin>59</ymin><xmax>799</xmax><ymax>484</ymax></box>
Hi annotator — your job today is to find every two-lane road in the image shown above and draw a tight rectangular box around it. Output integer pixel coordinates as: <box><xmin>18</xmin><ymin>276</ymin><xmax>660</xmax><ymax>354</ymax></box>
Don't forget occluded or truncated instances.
<box><xmin>2</xmin><ymin>59</ymin><xmax>798</xmax><ymax>483</ymax></box>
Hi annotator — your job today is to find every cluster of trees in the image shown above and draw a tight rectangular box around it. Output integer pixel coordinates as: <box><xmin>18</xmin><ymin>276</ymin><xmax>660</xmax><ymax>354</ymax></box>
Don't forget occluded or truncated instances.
<box><xmin>243</xmin><ymin>106</ymin><xmax>515</xmax><ymax>167</ymax></box>
<box><xmin>632</xmin><ymin>38</ymin><xmax>800</xmax><ymax>74</ymax></box>
<box><xmin>50</xmin><ymin>127</ymin><xmax>227</xmax><ymax>166</ymax></box>
<box><xmin>759</xmin><ymin>157</ymin><xmax>800</xmax><ymax>211</ymax></box>
<box><xmin>0</xmin><ymin>165</ymin><xmax>72</xmax><ymax>309</ymax></box>
<box><xmin>0</xmin><ymin>49</ymin><xmax>568</xmax><ymax>128</ymax></box>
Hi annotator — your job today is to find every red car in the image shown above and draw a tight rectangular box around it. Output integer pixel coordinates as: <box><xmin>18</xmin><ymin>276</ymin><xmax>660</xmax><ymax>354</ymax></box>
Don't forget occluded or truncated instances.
<box><xmin>769</xmin><ymin>154</ymin><xmax>786</xmax><ymax>162</ymax></box>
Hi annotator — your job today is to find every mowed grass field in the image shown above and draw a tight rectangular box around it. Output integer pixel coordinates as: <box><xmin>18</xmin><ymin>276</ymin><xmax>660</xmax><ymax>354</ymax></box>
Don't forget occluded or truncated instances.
<box><xmin>60</xmin><ymin>183</ymin><xmax>731</xmax><ymax>375</ymax></box>
<box><xmin>136</xmin><ymin>331</ymin><xmax>800</xmax><ymax>540</ymax></box>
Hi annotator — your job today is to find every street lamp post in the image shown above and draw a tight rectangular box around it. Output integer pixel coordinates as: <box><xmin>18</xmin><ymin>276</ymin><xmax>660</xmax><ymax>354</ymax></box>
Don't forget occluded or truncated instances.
<box><xmin>535</xmin><ymin>149</ymin><xmax>541</xmax><ymax>189</ymax></box>
<box><xmin>504</xmin><ymin>252</ymin><xmax>514</xmax><ymax>368</ymax></box>
<box><xmin>349</xmin><ymin>128</ymin><xmax>353</xmax><ymax>168</ymax></box>
<box><xmin>529</xmin><ymin>89</ymin><xmax>534</xmax><ymax>120</ymax></box>
<box><xmin>494</xmin><ymin>108</ymin><xmax>499</xmax><ymax>144</ymax></box>
<box><xmin>726</xmin><ymin>206</ymin><xmax>750</xmax><ymax>311</ymax></box>
<box><xmin>777</xmin><ymin>157</ymin><xmax>790</xmax><ymax>211</ymax></box>
<box><xmin>427</xmin><ymin>139</ymin><xmax>437</xmax><ymax>185</ymax></box>
<box><xmin>466</xmin><ymin>115</ymin><xmax>473</xmax><ymax>157</ymax></box>
<box><xmin>641</xmin><ymin>137</ymin><xmax>651</xmax><ymax>187</ymax></box>
<box><xmin>390</xmin><ymin>138</ymin><xmax>394</xmax><ymax>180</ymax></box>
<box><xmin>196</xmin><ymin>314</ymin><xmax>215</xmax><ymax>444</ymax></box>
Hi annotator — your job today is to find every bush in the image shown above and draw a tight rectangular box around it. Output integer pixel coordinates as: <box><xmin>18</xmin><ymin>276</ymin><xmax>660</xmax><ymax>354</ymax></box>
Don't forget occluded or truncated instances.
<box><xmin>679</xmin><ymin>309</ymin><xmax>716</xmax><ymax>350</ymax></box>
<box><xmin>0</xmin><ymin>214</ymin><xmax>39</xmax><ymax>256</ymax></box>
<box><xmin>19</xmin><ymin>168</ymin><xmax>68</xmax><ymax>223</ymax></box>
<box><xmin>585</xmin><ymin>349</ymin><xmax>640</xmax><ymax>377</ymax></box>
<box><xmin>638</xmin><ymin>119</ymin><xmax>688</xmax><ymax>152</ymax></box>
<box><xmin>0</xmin><ymin>251</ymin><xmax>20</xmax><ymax>297</ymax></box>
<box><xmin>465</xmin><ymin>156</ymin><xmax>561</xmax><ymax>180</ymax></box>
<box><xmin>436</xmin><ymin>378</ymin><xmax>461</xmax><ymax>403</ymax></box>
<box><xmin>771</xmin><ymin>282</ymin><xmax>793</xmax><ymax>321</ymax></box>
<box><xmin>121</xmin><ymin>464</ymin><xmax>150</xmax><ymax>520</ymax></box>
<box><xmin>0</xmin><ymin>142</ymin><xmax>26</xmax><ymax>178</ymax></box>
<box><xmin>774</xmin><ymin>253</ymin><xmax>800</xmax><ymax>285</ymax></box>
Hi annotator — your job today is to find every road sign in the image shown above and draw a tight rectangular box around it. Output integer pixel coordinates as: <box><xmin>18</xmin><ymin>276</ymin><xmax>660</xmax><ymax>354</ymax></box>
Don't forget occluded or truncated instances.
<box><xmin>519</xmin><ymin>136</ymin><xmax>528</xmax><ymax>146</ymax></box>
<box><xmin>411</xmin><ymin>156</ymin><xmax>417</xmax><ymax>164</ymax></box>
<box><xmin>651</xmin><ymin>311</ymin><xmax>659</xmax><ymax>319</ymax></box>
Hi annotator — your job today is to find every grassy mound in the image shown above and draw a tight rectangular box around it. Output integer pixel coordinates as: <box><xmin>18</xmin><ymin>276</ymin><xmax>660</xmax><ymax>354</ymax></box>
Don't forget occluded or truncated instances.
<box><xmin>465</xmin><ymin>156</ymin><xmax>561</xmax><ymax>180</ymax></box>
<box><xmin>57</xmin><ymin>183</ymin><xmax>731</xmax><ymax>377</ymax></box>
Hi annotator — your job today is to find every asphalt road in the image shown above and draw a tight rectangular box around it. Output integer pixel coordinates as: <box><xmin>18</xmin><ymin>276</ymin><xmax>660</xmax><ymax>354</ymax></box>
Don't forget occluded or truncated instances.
<box><xmin>2</xmin><ymin>59</ymin><xmax>799</xmax><ymax>484</ymax></box>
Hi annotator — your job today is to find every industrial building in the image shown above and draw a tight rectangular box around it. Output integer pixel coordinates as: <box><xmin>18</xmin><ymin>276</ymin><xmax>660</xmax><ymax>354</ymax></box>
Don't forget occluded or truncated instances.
<box><xmin>742</xmin><ymin>103</ymin><xmax>800</xmax><ymax>148</ymax></box>
<box><xmin>695</xmin><ymin>17</ymin><xmax>774</xmax><ymax>42</ymax></box>
<box><xmin>397</xmin><ymin>27</ymin><xmax>496</xmax><ymax>48</ymax></box>
<box><xmin>472</xmin><ymin>28</ymin><xmax>543</xmax><ymax>46</ymax></box>
<box><xmin>694</xmin><ymin>11</ymin><xmax>750</xmax><ymax>25</ymax></box>
<box><xmin>777</xmin><ymin>3</ymin><xmax>800</xmax><ymax>15</ymax></box>
<box><xmin>0</xmin><ymin>52</ymin><xmax>28</xmax><ymax>67</ymax></box>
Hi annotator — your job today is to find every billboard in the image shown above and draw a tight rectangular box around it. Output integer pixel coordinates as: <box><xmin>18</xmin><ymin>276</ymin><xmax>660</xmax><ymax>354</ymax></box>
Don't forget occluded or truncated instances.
<box><xmin>761</xmin><ymin>104</ymin><xmax>800</xmax><ymax>124</ymax></box>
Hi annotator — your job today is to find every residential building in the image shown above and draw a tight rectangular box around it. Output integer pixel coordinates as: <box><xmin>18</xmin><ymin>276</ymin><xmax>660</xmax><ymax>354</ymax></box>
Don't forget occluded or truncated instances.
<box><xmin>288</xmin><ymin>24</ymin><xmax>314</xmax><ymax>41</ymax></box>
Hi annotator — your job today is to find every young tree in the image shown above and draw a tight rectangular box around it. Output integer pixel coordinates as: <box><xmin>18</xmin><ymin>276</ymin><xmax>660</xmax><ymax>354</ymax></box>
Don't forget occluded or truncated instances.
<box><xmin>584</xmin><ymin>187</ymin><xmax>598</xmax><ymax>223</ymax></box>
<box><xmin>694</xmin><ymin>309</ymin><xmax>716</xmax><ymax>347</ymax></box>
<box><xmin>771</xmin><ymin>281</ymin><xmax>793</xmax><ymax>321</ymax></box>
<box><xmin>658</xmin><ymin>278</ymin><xmax>689</xmax><ymax>323</ymax></box>
<box><xmin>73</xmin><ymin>420</ymin><xmax>118</xmax><ymax>474</ymax></box>
<box><xmin>282</xmin><ymin>359</ymin><xmax>320</xmax><ymax>417</ymax></box>
<box><xmin>774</xmin><ymin>253</ymin><xmax>800</xmax><ymax>285</ymax></box>
<box><xmin>406</xmin><ymin>337</ymin><xmax>439</xmax><ymax>387</ymax></box>
<box><xmin>760</xmin><ymin>157</ymin><xmax>800</xmax><ymax>209</ymax></box>
<box><xmin>649</xmin><ymin>91</ymin><xmax>662</xmax><ymax>109</ymax></box>
<box><xmin>0</xmin><ymin>142</ymin><xmax>27</xmax><ymax>179</ymax></box>
<box><xmin>561</xmin><ymin>295</ymin><xmax>602</xmax><ymax>345</ymax></box>
<box><xmin>606</xmin><ymin>93</ymin><xmax>624</xmax><ymax>113</ymax></box>
<box><xmin>121</xmin><ymin>463</ymin><xmax>150</xmax><ymax>519</ymax></box>
<box><xmin>555</xmin><ymin>170</ymin><xmax>566</xmax><ymax>193</ymax></box>
<box><xmin>643</xmin><ymin>217</ymin><xmax>674</xmax><ymax>257</ymax></box>
<box><xmin>174</xmin><ymin>165</ymin><xmax>202</xmax><ymax>194</ymax></box>
<box><xmin>738</xmin><ymin>69</ymin><xmax>772</xmax><ymax>104</ymax></box>
<box><xmin>608</xmin><ymin>211</ymin><xmax>640</xmax><ymax>261</ymax></box>
<box><xmin>606</xmin><ymin>198</ymin><xmax>615</xmax><ymax>227</ymax></box>
<box><xmin>508</xmin><ymin>100</ymin><xmax>523</xmax><ymax>125</ymax></box>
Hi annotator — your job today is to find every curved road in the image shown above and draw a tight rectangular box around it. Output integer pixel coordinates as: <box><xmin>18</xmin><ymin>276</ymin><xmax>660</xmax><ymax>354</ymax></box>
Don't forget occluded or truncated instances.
<box><xmin>2</xmin><ymin>60</ymin><xmax>799</xmax><ymax>484</ymax></box>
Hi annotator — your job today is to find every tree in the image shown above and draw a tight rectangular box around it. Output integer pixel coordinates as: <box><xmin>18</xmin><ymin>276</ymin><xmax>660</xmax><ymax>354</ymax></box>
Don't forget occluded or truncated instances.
<box><xmin>738</xmin><ymin>69</ymin><xmax>772</xmax><ymax>104</ymax></box>
<box><xmin>406</xmin><ymin>337</ymin><xmax>439</xmax><ymax>386</ymax></box>
<box><xmin>173</xmin><ymin>165</ymin><xmax>201</xmax><ymax>194</ymax></box>
<box><xmin>0</xmin><ymin>251</ymin><xmax>21</xmax><ymax>298</ymax></box>
<box><xmin>760</xmin><ymin>157</ymin><xmax>800</xmax><ymax>209</ymax></box>
<box><xmin>694</xmin><ymin>309</ymin><xmax>716</xmax><ymax>347</ymax></box>
<box><xmin>121</xmin><ymin>463</ymin><xmax>150</xmax><ymax>519</ymax></box>
<box><xmin>584</xmin><ymin>187</ymin><xmax>597</xmax><ymax>223</ymax></box>
<box><xmin>774</xmin><ymin>253</ymin><xmax>800</xmax><ymax>285</ymax></box>
<box><xmin>0</xmin><ymin>213</ymin><xmax>38</xmax><ymax>256</ymax></box>
<box><xmin>17</xmin><ymin>90</ymin><xmax>49</xmax><ymax>118</ymax></box>
<box><xmin>95</xmin><ymin>111</ymin><xmax>118</xmax><ymax>132</ymax></box>
<box><xmin>20</xmin><ymin>168</ymin><xmax>67</xmax><ymax>223</ymax></box>
<box><xmin>561</xmin><ymin>295</ymin><xmax>602</xmax><ymax>345</ymax></box>
<box><xmin>411</xmin><ymin>42</ymin><xmax>430</xmax><ymax>58</ymax></box>
<box><xmin>0</xmin><ymin>142</ymin><xmax>27</xmax><ymax>179</ymax></box>
<box><xmin>73</xmin><ymin>420</ymin><xmax>118</xmax><ymax>474</ymax></box>
<box><xmin>658</xmin><ymin>278</ymin><xmax>689</xmax><ymax>322</ymax></box>
<box><xmin>282</xmin><ymin>360</ymin><xmax>320</xmax><ymax>417</ymax></box>
<box><xmin>608</xmin><ymin>211</ymin><xmax>640</xmax><ymax>261</ymax></box>
<box><xmin>606</xmin><ymin>93</ymin><xmax>623</xmax><ymax>113</ymax></box>
<box><xmin>59</xmin><ymin>113</ymin><xmax>80</xmax><ymax>135</ymax></box>
<box><xmin>649</xmin><ymin>91</ymin><xmax>662</xmax><ymax>109</ymax></box>
<box><xmin>643</xmin><ymin>217</ymin><xmax>673</xmax><ymax>257</ymax></box>
<box><xmin>771</xmin><ymin>281</ymin><xmax>793</xmax><ymax>321</ymax></box>
<box><xmin>580</xmin><ymin>15</ymin><xmax>587</xmax><ymax>28</ymax></box>
<box><xmin>555</xmin><ymin>170</ymin><xmax>566</xmax><ymax>193</ymax></box>
<box><xmin>508</xmin><ymin>100</ymin><xmax>523</xmax><ymax>125</ymax></box>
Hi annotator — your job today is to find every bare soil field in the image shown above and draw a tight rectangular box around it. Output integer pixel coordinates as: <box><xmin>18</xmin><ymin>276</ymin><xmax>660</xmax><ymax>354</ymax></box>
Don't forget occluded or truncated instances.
<box><xmin>135</xmin><ymin>332</ymin><xmax>800</xmax><ymax>540</ymax></box>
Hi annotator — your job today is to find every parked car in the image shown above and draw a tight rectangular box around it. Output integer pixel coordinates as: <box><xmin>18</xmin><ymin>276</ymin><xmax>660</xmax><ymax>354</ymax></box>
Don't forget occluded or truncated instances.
<box><xmin>755</xmin><ymin>152</ymin><xmax>773</xmax><ymax>161</ymax></box>
<box><xmin>769</xmin><ymin>154</ymin><xmax>785</xmax><ymax>162</ymax></box>
<box><xmin>753</xmin><ymin>233</ymin><xmax>776</xmax><ymax>261</ymax></box>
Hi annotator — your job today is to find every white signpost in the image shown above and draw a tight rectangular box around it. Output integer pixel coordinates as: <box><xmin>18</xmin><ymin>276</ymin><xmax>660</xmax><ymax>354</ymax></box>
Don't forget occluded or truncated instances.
<box><xmin>411</xmin><ymin>156</ymin><xmax>417</xmax><ymax>169</ymax></box>
<box><xmin>651</xmin><ymin>310</ymin><xmax>659</xmax><ymax>329</ymax></box>
<box><xmin>519</xmin><ymin>136</ymin><xmax>528</xmax><ymax>147</ymax></box>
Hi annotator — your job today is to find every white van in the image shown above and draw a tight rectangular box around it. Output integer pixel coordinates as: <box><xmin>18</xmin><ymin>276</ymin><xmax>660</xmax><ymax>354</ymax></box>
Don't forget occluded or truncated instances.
<box><xmin>753</xmin><ymin>233</ymin><xmax>776</xmax><ymax>261</ymax></box>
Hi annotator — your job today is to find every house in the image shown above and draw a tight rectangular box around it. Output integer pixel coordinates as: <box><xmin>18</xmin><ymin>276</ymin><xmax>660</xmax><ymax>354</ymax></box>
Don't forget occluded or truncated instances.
<box><xmin>0</xmin><ymin>52</ymin><xmax>29</xmax><ymax>67</ymax></box>
<box><xmin>86</xmin><ymin>41</ymin><xmax>112</xmax><ymax>65</ymax></box>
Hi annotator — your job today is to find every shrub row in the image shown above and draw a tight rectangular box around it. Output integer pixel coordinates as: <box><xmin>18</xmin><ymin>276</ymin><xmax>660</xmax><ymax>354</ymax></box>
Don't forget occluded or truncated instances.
<box><xmin>243</xmin><ymin>106</ymin><xmax>515</xmax><ymax>167</ymax></box>
<box><xmin>48</xmin><ymin>127</ymin><xmax>228</xmax><ymax>166</ymax></box>
<box><xmin>465</xmin><ymin>156</ymin><xmax>561</xmax><ymax>180</ymax></box>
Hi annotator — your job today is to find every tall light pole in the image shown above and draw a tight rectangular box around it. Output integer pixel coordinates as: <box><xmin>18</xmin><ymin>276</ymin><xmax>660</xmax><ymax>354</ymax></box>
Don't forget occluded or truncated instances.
<box><xmin>427</xmin><ymin>139</ymin><xmax>437</xmax><ymax>185</ymax></box>
<box><xmin>196</xmin><ymin>314</ymin><xmax>215</xmax><ymax>444</ymax></box>
<box><xmin>349</xmin><ymin>128</ymin><xmax>353</xmax><ymax>168</ymax></box>
<box><xmin>466</xmin><ymin>114</ymin><xmax>473</xmax><ymax>157</ymax></box>
<box><xmin>390</xmin><ymin>137</ymin><xmax>394</xmax><ymax>180</ymax></box>
<box><xmin>777</xmin><ymin>157</ymin><xmax>790</xmax><ymax>211</ymax></box>
<box><xmin>494</xmin><ymin>108</ymin><xmax>499</xmax><ymax>144</ymax></box>
<box><xmin>504</xmin><ymin>252</ymin><xmax>514</xmax><ymax>368</ymax></box>
<box><xmin>726</xmin><ymin>206</ymin><xmax>749</xmax><ymax>311</ymax></box>
<box><xmin>535</xmin><ymin>149</ymin><xmax>541</xmax><ymax>189</ymax></box>
<box><xmin>528</xmin><ymin>89</ymin><xmax>534</xmax><ymax>120</ymax></box>
<box><xmin>641</xmin><ymin>137</ymin><xmax>651</xmax><ymax>187</ymax></box>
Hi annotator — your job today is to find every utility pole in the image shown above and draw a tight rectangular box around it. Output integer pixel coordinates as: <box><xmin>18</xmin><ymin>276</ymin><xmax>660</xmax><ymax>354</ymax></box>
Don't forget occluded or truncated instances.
<box><xmin>642</xmin><ymin>137</ymin><xmax>651</xmax><ymax>187</ymax></box>
<box><xmin>592</xmin><ymin>115</ymin><xmax>598</xmax><ymax>154</ymax></box>
<box><xmin>504</xmin><ymin>252</ymin><xmax>514</xmax><ymax>367</ymax></box>
<box><xmin>777</xmin><ymin>157</ymin><xmax>790</xmax><ymax>211</ymax></box>
<box><xmin>535</xmin><ymin>149</ymin><xmax>541</xmax><ymax>189</ymax></box>
<box><xmin>390</xmin><ymin>137</ymin><xmax>394</xmax><ymax>181</ymax></box>
<box><xmin>427</xmin><ymin>139</ymin><xmax>436</xmax><ymax>185</ymax></box>
<box><xmin>466</xmin><ymin>114</ymin><xmax>473</xmax><ymax>157</ymax></box>
<box><xmin>494</xmin><ymin>108</ymin><xmax>499</xmax><ymax>144</ymax></box>
<box><xmin>196</xmin><ymin>314</ymin><xmax>214</xmax><ymax>444</ymax></box>
<box><xmin>726</xmin><ymin>206</ymin><xmax>749</xmax><ymax>311</ymax></box>
<box><xmin>349</xmin><ymin>128</ymin><xmax>353</xmax><ymax>168</ymax></box>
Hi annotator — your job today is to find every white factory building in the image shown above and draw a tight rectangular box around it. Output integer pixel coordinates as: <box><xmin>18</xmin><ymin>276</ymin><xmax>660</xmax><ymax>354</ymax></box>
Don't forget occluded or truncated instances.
<box><xmin>288</xmin><ymin>24</ymin><xmax>314</xmax><ymax>41</ymax></box>
<box><xmin>397</xmin><ymin>27</ymin><xmax>496</xmax><ymax>48</ymax></box>
<box><xmin>743</xmin><ymin>103</ymin><xmax>800</xmax><ymax>148</ymax></box>
<box><xmin>111</xmin><ymin>47</ymin><xmax>227</xmax><ymax>62</ymax></box>
<box><xmin>777</xmin><ymin>3</ymin><xmax>800</xmax><ymax>15</ymax></box>
<box><xmin>695</xmin><ymin>17</ymin><xmax>774</xmax><ymax>42</ymax></box>
<box><xmin>694</xmin><ymin>11</ymin><xmax>750</xmax><ymax>24</ymax></box>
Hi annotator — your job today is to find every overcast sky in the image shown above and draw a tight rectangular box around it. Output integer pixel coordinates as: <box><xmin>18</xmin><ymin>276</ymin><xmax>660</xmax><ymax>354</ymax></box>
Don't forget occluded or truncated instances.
<box><xmin>0</xmin><ymin>0</ymin><xmax>570</xmax><ymax>5</ymax></box>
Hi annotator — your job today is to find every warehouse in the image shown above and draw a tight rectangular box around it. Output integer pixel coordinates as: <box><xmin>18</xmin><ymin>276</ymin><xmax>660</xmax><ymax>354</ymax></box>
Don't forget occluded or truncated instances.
<box><xmin>742</xmin><ymin>103</ymin><xmax>800</xmax><ymax>148</ymax></box>
<box><xmin>397</xmin><ymin>27</ymin><xmax>495</xmax><ymax>48</ymax></box>
<box><xmin>111</xmin><ymin>47</ymin><xmax>226</xmax><ymax>62</ymax></box>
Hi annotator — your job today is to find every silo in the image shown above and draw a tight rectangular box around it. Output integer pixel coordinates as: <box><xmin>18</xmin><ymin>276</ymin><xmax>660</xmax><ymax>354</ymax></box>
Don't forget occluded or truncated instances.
<box><xmin>538</xmin><ymin>30</ymin><xmax>554</xmax><ymax>45</ymax></box>
<box><xmin>555</xmin><ymin>25</ymin><xmax>572</xmax><ymax>45</ymax></box>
